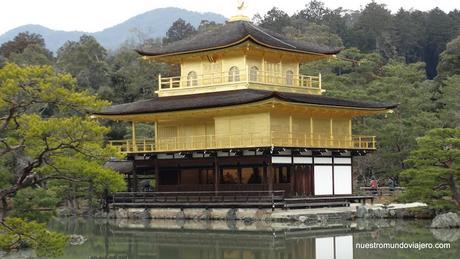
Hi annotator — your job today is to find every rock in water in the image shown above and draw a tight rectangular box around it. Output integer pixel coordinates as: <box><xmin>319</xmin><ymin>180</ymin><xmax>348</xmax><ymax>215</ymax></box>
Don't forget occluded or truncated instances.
<box><xmin>431</xmin><ymin>212</ymin><xmax>460</xmax><ymax>229</ymax></box>
<box><xmin>431</xmin><ymin>228</ymin><xmax>460</xmax><ymax>242</ymax></box>
<box><xmin>298</xmin><ymin>216</ymin><xmax>307</xmax><ymax>223</ymax></box>
<box><xmin>356</xmin><ymin>206</ymin><xmax>367</xmax><ymax>218</ymax></box>
<box><xmin>69</xmin><ymin>234</ymin><xmax>87</xmax><ymax>245</ymax></box>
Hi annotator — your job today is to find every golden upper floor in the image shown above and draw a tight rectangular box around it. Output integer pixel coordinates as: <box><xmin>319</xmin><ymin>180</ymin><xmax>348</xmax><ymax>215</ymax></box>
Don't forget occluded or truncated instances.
<box><xmin>137</xmin><ymin>21</ymin><xmax>341</xmax><ymax>97</ymax></box>
<box><xmin>109</xmin><ymin>107</ymin><xmax>376</xmax><ymax>154</ymax></box>
<box><xmin>157</xmin><ymin>43</ymin><xmax>324</xmax><ymax>96</ymax></box>
<box><xmin>94</xmin><ymin>92</ymin><xmax>396</xmax><ymax>154</ymax></box>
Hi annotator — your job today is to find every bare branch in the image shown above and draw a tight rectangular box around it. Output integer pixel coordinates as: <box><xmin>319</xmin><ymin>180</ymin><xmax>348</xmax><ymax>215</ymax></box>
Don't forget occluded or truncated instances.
<box><xmin>0</xmin><ymin>138</ymin><xmax>24</xmax><ymax>156</ymax></box>
<box><xmin>433</xmin><ymin>183</ymin><xmax>448</xmax><ymax>190</ymax></box>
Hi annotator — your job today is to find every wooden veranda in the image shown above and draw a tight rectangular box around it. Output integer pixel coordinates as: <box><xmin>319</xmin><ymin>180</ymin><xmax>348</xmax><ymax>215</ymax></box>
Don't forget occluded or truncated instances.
<box><xmin>107</xmin><ymin>191</ymin><xmax>374</xmax><ymax>210</ymax></box>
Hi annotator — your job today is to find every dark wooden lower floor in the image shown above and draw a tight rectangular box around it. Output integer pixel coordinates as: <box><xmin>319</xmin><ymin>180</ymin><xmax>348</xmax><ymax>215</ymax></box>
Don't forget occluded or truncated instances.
<box><xmin>126</xmin><ymin>156</ymin><xmax>318</xmax><ymax>197</ymax></box>
<box><xmin>108</xmin><ymin>190</ymin><xmax>374</xmax><ymax>209</ymax></box>
<box><xmin>120</xmin><ymin>154</ymin><xmax>354</xmax><ymax>198</ymax></box>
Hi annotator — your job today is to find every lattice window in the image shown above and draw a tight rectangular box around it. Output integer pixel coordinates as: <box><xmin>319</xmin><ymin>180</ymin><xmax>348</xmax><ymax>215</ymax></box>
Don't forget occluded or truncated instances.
<box><xmin>187</xmin><ymin>71</ymin><xmax>198</xmax><ymax>86</ymax></box>
<box><xmin>228</xmin><ymin>66</ymin><xmax>240</xmax><ymax>82</ymax></box>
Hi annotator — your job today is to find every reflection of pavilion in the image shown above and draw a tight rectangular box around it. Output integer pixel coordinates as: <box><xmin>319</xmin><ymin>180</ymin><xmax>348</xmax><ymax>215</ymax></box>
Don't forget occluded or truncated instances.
<box><xmin>88</xmin><ymin>223</ymin><xmax>354</xmax><ymax>259</ymax></box>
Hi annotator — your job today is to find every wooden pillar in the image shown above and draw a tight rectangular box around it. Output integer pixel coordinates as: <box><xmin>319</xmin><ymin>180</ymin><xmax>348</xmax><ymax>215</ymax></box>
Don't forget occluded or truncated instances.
<box><xmin>279</xmin><ymin>57</ymin><xmax>283</xmax><ymax>85</ymax></box>
<box><xmin>158</xmin><ymin>74</ymin><xmax>162</xmax><ymax>90</ymax></box>
<box><xmin>310</xmin><ymin>116</ymin><xmax>314</xmax><ymax>146</ymax></box>
<box><xmin>264</xmin><ymin>165</ymin><xmax>268</xmax><ymax>189</ymax></box>
<box><xmin>221</xmin><ymin>55</ymin><xmax>225</xmax><ymax>83</ymax></box>
<box><xmin>154</xmin><ymin>159</ymin><xmax>159</xmax><ymax>191</ymax></box>
<box><xmin>154</xmin><ymin>121</ymin><xmax>158</xmax><ymax>151</ymax></box>
<box><xmin>243</xmin><ymin>50</ymin><xmax>247</xmax><ymax>83</ymax></box>
<box><xmin>261</xmin><ymin>54</ymin><xmax>265</xmax><ymax>83</ymax></box>
<box><xmin>290</xmin><ymin>164</ymin><xmax>295</xmax><ymax>196</ymax></box>
<box><xmin>267</xmin><ymin>164</ymin><xmax>273</xmax><ymax>194</ymax></box>
<box><xmin>319</xmin><ymin>73</ymin><xmax>322</xmax><ymax>89</ymax></box>
<box><xmin>127</xmin><ymin>173</ymin><xmax>131</xmax><ymax>192</ymax></box>
<box><xmin>133</xmin><ymin>167</ymin><xmax>138</xmax><ymax>192</ymax></box>
<box><xmin>348</xmin><ymin>118</ymin><xmax>352</xmax><ymax>146</ymax></box>
<box><xmin>214</xmin><ymin>157</ymin><xmax>219</xmax><ymax>195</ymax></box>
<box><xmin>289</xmin><ymin>114</ymin><xmax>293</xmax><ymax>145</ymax></box>
<box><xmin>330</xmin><ymin>117</ymin><xmax>333</xmax><ymax>147</ymax></box>
<box><xmin>131</xmin><ymin>121</ymin><xmax>137</xmax><ymax>152</ymax></box>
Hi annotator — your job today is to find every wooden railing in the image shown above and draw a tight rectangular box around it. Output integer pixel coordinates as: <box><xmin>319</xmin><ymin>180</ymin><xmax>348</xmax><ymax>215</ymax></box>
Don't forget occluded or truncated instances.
<box><xmin>109</xmin><ymin>139</ymin><xmax>155</xmax><ymax>153</ymax></box>
<box><xmin>359</xmin><ymin>187</ymin><xmax>405</xmax><ymax>196</ymax></box>
<box><xmin>158</xmin><ymin>69</ymin><xmax>322</xmax><ymax>95</ymax></box>
<box><xmin>110</xmin><ymin>190</ymin><xmax>286</xmax><ymax>209</ymax></box>
<box><xmin>109</xmin><ymin>132</ymin><xmax>376</xmax><ymax>154</ymax></box>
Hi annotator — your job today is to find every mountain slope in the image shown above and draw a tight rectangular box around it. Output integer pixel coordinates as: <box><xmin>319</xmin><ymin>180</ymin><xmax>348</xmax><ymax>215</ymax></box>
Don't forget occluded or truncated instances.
<box><xmin>0</xmin><ymin>24</ymin><xmax>85</xmax><ymax>52</ymax></box>
<box><xmin>0</xmin><ymin>7</ymin><xmax>227</xmax><ymax>52</ymax></box>
<box><xmin>95</xmin><ymin>7</ymin><xmax>226</xmax><ymax>50</ymax></box>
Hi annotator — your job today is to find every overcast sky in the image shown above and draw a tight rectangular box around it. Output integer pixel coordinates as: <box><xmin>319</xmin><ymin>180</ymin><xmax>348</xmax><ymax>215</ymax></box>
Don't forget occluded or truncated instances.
<box><xmin>1</xmin><ymin>0</ymin><xmax>458</xmax><ymax>35</ymax></box>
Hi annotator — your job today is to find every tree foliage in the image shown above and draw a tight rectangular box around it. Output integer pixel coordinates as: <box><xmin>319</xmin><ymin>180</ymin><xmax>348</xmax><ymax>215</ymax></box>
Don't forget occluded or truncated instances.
<box><xmin>56</xmin><ymin>35</ymin><xmax>109</xmax><ymax>92</ymax></box>
<box><xmin>400</xmin><ymin>128</ymin><xmax>460</xmax><ymax>209</ymax></box>
<box><xmin>255</xmin><ymin>1</ymin><xmax>460</xmax><ymax>79</ymax></box>
<box><xmin>437</xmin><ymin>75</ymin><xmax>460</xmax><ymax>128</ymax></box>
<box><xmin>0</xmin><ymin>63</ymin><xmax>125</xmax><ymax>206</ymax></box>
<box><xmin>10</xmin><ymin>188</ymin><xmax>60</xmax><ymax>222</ymax></box>
<box><xmin>437</xmin><ymin>35</ymin><xmax>460</xmax><ymax>79</ymax></box>
<box><xmin>254</xmin><ymin>7</ymin><xmax>291</xmax><ymax>33</ymax></box>
<box><xmin>0</xmin><ymin>32</ymin><xmax>53</xmax><ymax>62</ymax></box>
<box><xmin>283</xmin><ymin>23</ymin><xmax>343</xmax><ymax>48</ymax></box>
<box><xmin>0</xmin><ymin>217</ymin><xmax>68</xmax><ymax>257</ymax></box>
<box><xmin>163</xmin><ymin>18</ymin><xmax>196</xmax><ymax>43</ymax></box>
<box><xmin>104</xmin><ymin>45</ymin><xmax>170</xmax><ymax>104</ymax></box>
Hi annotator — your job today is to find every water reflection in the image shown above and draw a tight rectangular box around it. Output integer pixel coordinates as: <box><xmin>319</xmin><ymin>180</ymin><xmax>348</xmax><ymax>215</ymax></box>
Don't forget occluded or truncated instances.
<box><xmin>48</xmin><ymin>218</ymin><xmax>459</xmax><ymax>259</ymax></box>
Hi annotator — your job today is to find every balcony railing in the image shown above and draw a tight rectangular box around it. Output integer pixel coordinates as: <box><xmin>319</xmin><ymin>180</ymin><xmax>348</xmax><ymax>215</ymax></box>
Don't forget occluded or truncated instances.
<box><xmin>109</xmin><ymin>132</ymin><xmax>376</xmax><ymax>154</ymax></box>
<box><xmin>158</xmin><ymin>69</ymin><xmax>322</xmax><ymax>96</ymax></box>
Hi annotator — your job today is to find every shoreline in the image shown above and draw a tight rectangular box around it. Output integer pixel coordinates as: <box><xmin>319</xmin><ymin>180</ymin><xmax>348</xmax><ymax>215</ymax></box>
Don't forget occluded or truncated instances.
<box><xmin>63</xmin><ymin>202</ymin><xmax>433</xmax><ymax>222</ymax></box>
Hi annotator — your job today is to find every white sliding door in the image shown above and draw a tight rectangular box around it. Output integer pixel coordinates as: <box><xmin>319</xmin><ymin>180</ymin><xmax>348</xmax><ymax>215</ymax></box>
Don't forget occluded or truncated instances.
<box><xmin>333</xmin><ymin>166</ymin><xmax>352</xmax><ymax>195</ymax></box>
<box><xmin>314</xmin><ymin>165</ymin><xmax>333</xmax><ymax>195</ymax></box>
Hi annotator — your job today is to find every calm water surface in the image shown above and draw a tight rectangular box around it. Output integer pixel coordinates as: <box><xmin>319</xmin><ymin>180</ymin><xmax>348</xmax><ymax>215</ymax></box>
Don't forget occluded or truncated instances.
<box><xmin>48</xmin><ymin>218</ymin><xmax>460</xmax><ymax>259</ymax></box>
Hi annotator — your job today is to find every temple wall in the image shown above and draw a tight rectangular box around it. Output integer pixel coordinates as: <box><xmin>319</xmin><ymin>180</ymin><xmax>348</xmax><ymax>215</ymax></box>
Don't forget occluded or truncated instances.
<box><xmin>157</xmin><ymin>120</ymin><xmax>215</xmax><ymax>150</ymax></box>
<box><xmin>181</xmin><ymin>56</ymin><xmax>203</xmax><ymax>76</ymax></box>
<box><xmin>270</xmin><ymin>112</ymin><xmax>351</xmax><ymax>139</ymax></box>
<box><xmin>214</xmin><ymin>112</ymin><xmax>270</xmax><ymax>146</ymax></box>
<box><xmin>180</xmin><ymin>50</ymin><xmax>299</xmax><ymax>82</ymax></box>
<box><xmin>156</xmin><ymin>111</ymin><xmax>351</xmax><ymax>149</ymax></box>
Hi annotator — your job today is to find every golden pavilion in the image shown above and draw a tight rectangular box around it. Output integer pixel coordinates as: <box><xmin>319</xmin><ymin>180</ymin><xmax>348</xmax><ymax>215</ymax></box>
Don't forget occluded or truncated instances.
<box><xmin>94</xmin><ymin>11</ymin><xmax>395</xmax><ymax>204</ymax></box>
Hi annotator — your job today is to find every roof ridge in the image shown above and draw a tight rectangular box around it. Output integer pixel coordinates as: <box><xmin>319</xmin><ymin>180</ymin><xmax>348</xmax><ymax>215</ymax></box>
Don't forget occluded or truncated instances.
<box><xmin>245</xmin><ymin>22</ymin><xmax>297</xmax><ymax>49</ymax></box>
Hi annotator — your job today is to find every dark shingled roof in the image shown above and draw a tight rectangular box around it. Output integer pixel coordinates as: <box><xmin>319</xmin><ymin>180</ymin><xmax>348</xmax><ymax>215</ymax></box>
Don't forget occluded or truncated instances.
<box><xmin>137</xmin><ymin>20</ymin><xmax>341</xmax><ymax>57</ymax></box>
<box><xmin>104</xmin><ymin>160</ymin><xmax>134</xmax><ymax>173</ymax></box>
<box><xmin>94</xmin><ymin>89</ymin><xmax>397</xmax><ymax>116</ymax></box>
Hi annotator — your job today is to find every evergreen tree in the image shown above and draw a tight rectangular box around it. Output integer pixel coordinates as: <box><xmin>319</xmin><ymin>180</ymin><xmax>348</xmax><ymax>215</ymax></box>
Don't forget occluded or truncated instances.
<box><xmin>400</xmin><ymin>128</ymin><xmax>460</xmax><ymax>209</ymax></box>
<box><xmin>254</xmin><ymin>7</ymin><xmax>291</xmax><ymax>33</ymax></box>
<box><xmin>56</xmin><ymin>35</ymin><xmax>110</xmax><ymax>92</ymax></box>
<box><xmin>436</xmin><ymin>35</ymin><xmax>460</xmax><ymax>79</ymax></box>
<box><xmin>0</xmin><ymin>32</ymin><xmax>53</xmax><ymax>65</ymax></box>
<box><xmin>438</xmin><ymin>75</ymin><xmax>460</xmax><ymax>128</ymax></box>
<box><xmin>0</xmin><ymin>63</ymin><xmax>125</xmax><ymax>208</ymax></box>
<box><xmin>163</xmin><ymin>18</ymin><xmax>196</xmax><ymax>43</ymax></box>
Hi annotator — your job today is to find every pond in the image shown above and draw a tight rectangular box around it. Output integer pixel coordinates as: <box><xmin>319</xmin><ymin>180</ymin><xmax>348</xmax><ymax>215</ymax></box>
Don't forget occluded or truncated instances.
<box><xmin>48</xmin><ymin>218</ymin><xmax>460</xmax><ymax>259</ymax></box>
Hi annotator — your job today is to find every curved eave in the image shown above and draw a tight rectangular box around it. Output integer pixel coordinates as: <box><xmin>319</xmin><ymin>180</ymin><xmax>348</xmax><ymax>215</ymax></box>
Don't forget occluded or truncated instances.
<box><xmin>136</xmin><ymin>36</ymin><xmax>341</xmax><ymax>60</ymax></box>
<box><xmin>92</xmin><ymin>97</ymin><xmax>397</xmax><ymax>122</ymax></box>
